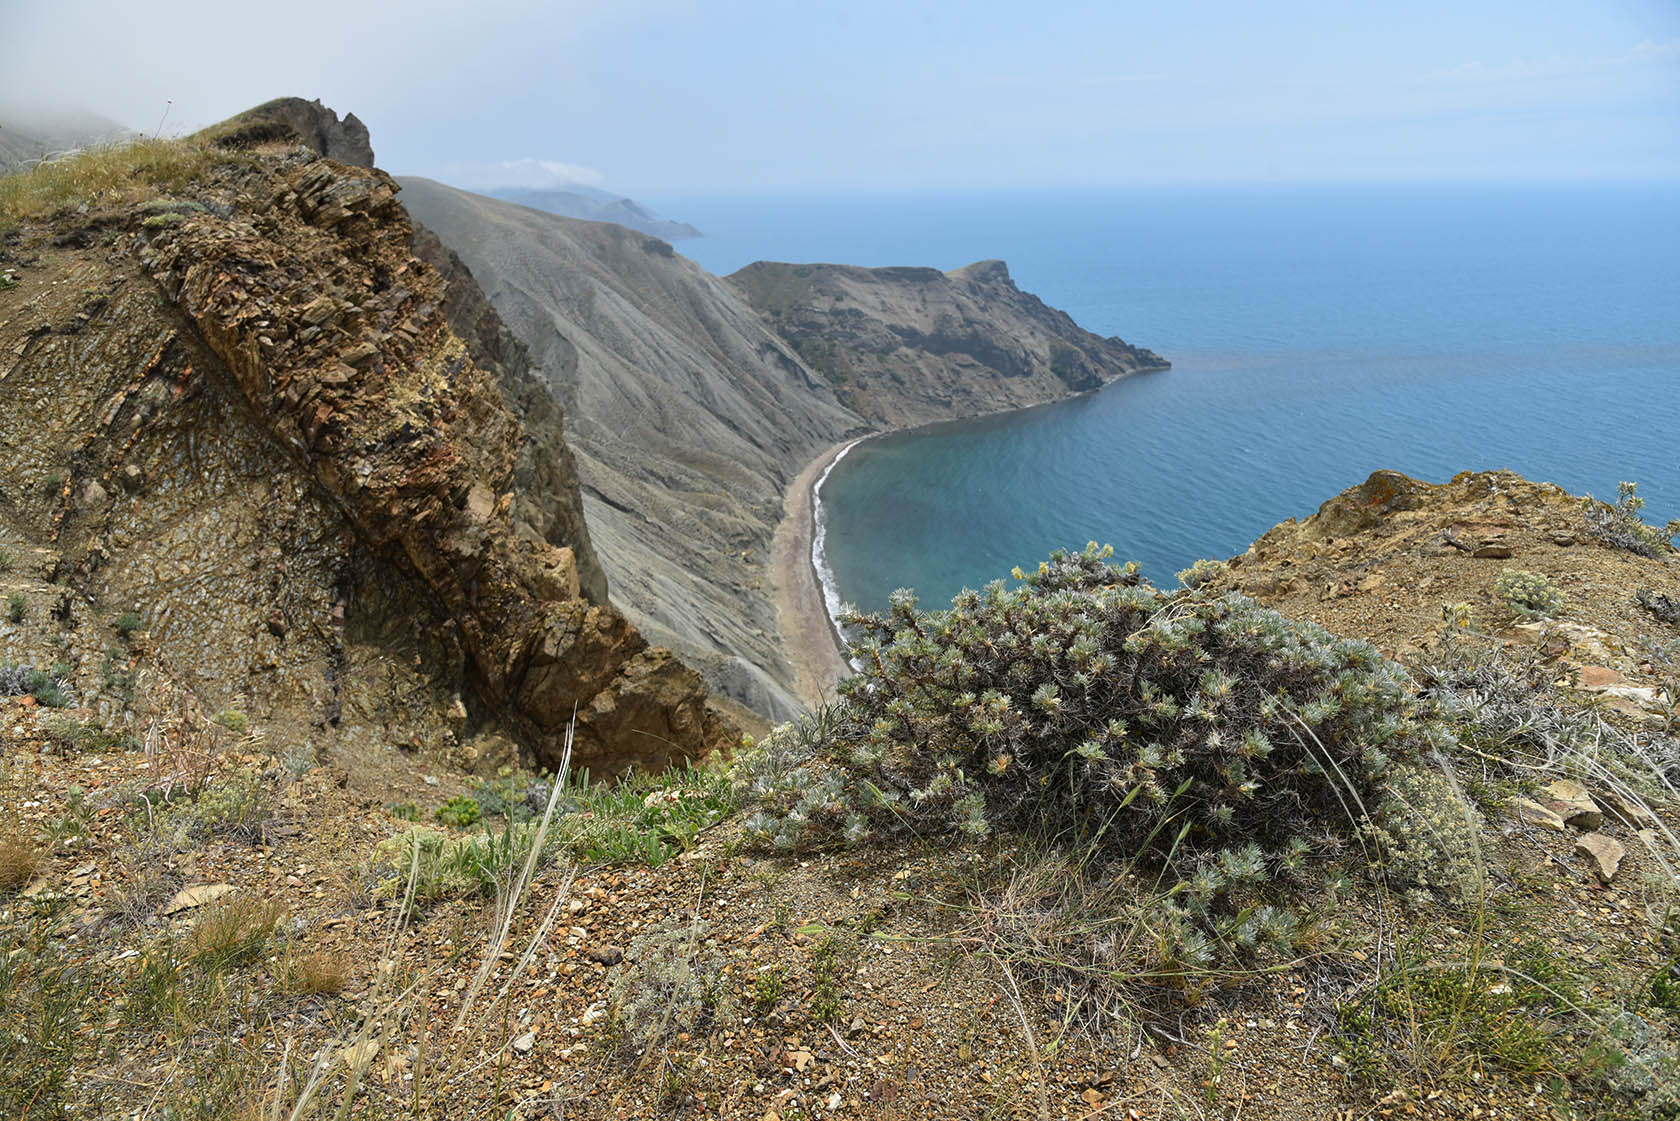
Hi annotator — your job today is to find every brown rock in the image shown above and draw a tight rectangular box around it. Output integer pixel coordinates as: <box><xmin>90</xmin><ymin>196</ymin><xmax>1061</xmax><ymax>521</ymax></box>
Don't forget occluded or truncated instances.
<box><xmin>1307</xmin><ymin>470</ymin><xmax>1424</xmax><ymax>538</ymax></box>
<box><xmin>1471</xmin><ymin>544</ymin><xmax>1514</xmax><ymax>559</ymax></box>
<box><xmin>1574</xmin><ymin>832</ymin><xmax>1626</xmax><ymax>884</ymax></box>
<box><xmin>1511</xmin><ymin>798</ymin><xmax>1568</xmax><ymax>832</ymax></box>
<box><xmin>573</xmin><ymin>647</ymin><xmax>730</xmax><ymax>773</ymax></box>
<box><xmin>586</xmin><ymin>945</ymin><xmax>624</xmax><ymax>966</ymax></box>
<box><xmin>517</xmin><ymin>603</ymin><xmax>647</xmax><ymax>726</ymax></box>
<box><xmin>215</xmin><ymin>97</ymin><xmax>376</xmax><ymax>168</ymax></box>
<box><xmin>1578</xmin><ymin>665</ymin><xmax>1630</xmax><ymax>690</ymax></box>
<box><xmin>1594</xmin><ymin>786</ymin><xmax>1659</xmax><ymax>830</ymax></box>
<box><xmin>1544</xmin><ymin>778</ymin><xmax>1603</xmax><ymax>830</ymax></box>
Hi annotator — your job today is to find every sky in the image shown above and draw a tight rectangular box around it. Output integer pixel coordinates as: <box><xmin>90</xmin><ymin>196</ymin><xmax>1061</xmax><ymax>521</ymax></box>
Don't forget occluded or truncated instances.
<box><xmin>2</xmin><ymin>0</ymin><xmax>1677</xmax><ymax>194</ymax></box>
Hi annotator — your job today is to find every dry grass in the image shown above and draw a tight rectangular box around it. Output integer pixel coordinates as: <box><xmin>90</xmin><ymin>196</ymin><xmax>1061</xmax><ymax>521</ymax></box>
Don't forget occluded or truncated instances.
<box><xmin>0</xmin><ymin>828</ymin><xmax>42</xmax><ymax>894</ymax></box>
<box><xmin>0</xmin><ymin>137</ymin><xmax>216</xmax><ymax>226</ymax></box>
<box><xmin>282</xmin><ymin>947</ymin><xmax>349</xmax><ymax>996</ymax></box>
<box><xmin>188</xmin><ymin>895</ymin><xmax>286</xmax><ymax>971</ymax></box>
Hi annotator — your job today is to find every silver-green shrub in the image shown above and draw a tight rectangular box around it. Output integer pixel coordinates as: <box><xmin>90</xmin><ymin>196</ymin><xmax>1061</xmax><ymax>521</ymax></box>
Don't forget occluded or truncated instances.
<box><xmin>1494</xmin><ymin>569</ymin><xmax>1563</xmax><ymax>620</ymax></box>
<box><xmin>1583</xmin><ymin>482</ymin><xmax>1679</xmax><ymax>558</ymax></box>
<box><xmin>739</xmin><ymin>543</ymin><xmax>1451</xmax><ymax>908</ymax></box>
<box><xmin>1175</xmin><ymin>557</ymin><xmax>1228</xmax><ymax>590</ymax></box>
<box><xmin>1369</xmin><ymin>760</ymin><xmax>1486</xmax><ymax>903</ymax></box>
<box><xmin>605</xmin><ymin>920</ymin><xmax>725</xmax><ymax>1053</ymax></box>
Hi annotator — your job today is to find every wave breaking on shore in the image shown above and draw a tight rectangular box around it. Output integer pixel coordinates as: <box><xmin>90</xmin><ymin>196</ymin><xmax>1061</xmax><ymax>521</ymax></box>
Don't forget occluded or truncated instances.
<box><xmin>811</xmin><ymin>437</ymin><xmax>867</xmax><ymax>670</ymax></box>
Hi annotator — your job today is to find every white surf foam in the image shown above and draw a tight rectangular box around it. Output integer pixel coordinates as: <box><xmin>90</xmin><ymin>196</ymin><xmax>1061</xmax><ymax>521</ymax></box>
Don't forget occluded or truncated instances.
<box><xmin>810</xmin><ymin>437</ymin><xmax>868</xmax><ymax>671</ymax></box>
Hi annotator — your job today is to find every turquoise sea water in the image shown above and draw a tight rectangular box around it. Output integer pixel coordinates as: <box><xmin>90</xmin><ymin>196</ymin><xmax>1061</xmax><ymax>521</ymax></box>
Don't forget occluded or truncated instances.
<box><xmin>660</xmin><ymin>184</ymin><xmax>1680</xmax><ymax>613</ymax></box>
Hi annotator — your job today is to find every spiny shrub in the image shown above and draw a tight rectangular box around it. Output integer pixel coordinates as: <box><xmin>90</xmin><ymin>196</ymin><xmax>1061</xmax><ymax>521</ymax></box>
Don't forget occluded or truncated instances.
<box><xmin>1583</xmin><ymin>482</ymin><xmax>1679</xmax><ymax>558</ymax></box>
<box><xmin>605</xmin><ymin>919</ymin><xmax>725</xmax><ymax>1054</ymax></box>
<box><xmin>1367</xmin><ymin>760</ymin><xmax>1485</xmax><ymax>903</ymax></box>
<box><xmin>1638</xmin><ymin>589</ymin><xmax>1679</xmax><ymax>627</ymax></box>
<box><xmin>1494</xmin><ymin>569</ymin><xmax>1563</xmax><ymax>620</ymax></box>
<box><xmin>738</xmin><ymin>543</ymin><xmax>1450</xmax><ymax>890</ymax></box>
<box><xmin>1175</xmin><ymin>557</ymin><xmax>1228</xmax><ymax>590</ymax></box>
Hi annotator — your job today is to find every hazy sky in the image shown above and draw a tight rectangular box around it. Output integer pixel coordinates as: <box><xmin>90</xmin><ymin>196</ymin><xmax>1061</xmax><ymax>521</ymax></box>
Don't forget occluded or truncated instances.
<box><xmin>4</xmin><ymin>0</ymin><xmax>1677</xmax><ymax>193</ymax></box>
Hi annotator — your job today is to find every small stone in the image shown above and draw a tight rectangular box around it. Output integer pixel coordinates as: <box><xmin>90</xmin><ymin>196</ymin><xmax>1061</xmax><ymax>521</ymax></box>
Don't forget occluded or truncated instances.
<box><xmin>1594</xmin><ymin>787</ymin><xmax>1658</xmax><ymax>830</ymax></box>
<box><xmin>1575</xmin><ymin>832</ymin><xmax>1626</xmax><ymax>884</ymax></box>
<box><xmin>1471</xmin><ymin>545</ymin><xmax>1513</xmax><ymax>559</ymax></box>
<box><xmin>1510</xmin><ymin>798</ymin><xmax>1567</xmax><ymax>832</ymax></box>
<box><xmin>586</xmin><ymin>945</ymin><xmax>623</xmax><ymax>966</ymax></box>
<box><xmin>1544</xmin><ymin>779</ymin><xmax>1603</xmax><ymax>830</ymax></box>
<box><xmin>162</xmin><ymin>883</ymin><xmax>237</xmax><ymax>915</ymax></box>
<box><xmin>512</xmin><ymin>1031</ymin><xmax>535</xmax><ymax>1053</ymax></box>
<box><xmin>1577</xmin><ymin>666</ymin><xmax>1630</xmax><ymax>690</ymax></box>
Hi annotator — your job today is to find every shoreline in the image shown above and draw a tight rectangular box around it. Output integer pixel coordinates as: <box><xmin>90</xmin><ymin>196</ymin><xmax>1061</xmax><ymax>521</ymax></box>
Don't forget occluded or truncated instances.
<box><xmin>767</xmin><ymin>367</ymin><xmax>1171</xmax><ymax>711</ymax></box>
<box><xmin>770</xmin><ymin>438</ymin><xmax>864</xmax><ymax>709</ymax></box>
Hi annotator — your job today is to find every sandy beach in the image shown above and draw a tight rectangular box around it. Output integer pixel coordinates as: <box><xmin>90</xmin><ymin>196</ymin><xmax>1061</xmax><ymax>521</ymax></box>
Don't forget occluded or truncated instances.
<box><xmin>770</xmin><ymin>439</ymin><xmax>859</xmax><ymax>709</ymax></box>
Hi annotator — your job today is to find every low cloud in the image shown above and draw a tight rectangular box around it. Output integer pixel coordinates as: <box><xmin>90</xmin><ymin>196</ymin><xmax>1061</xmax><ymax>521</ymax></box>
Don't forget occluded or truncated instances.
<box><xmin>438</xmin><ymin>157</ymin><xmax>608</xmax><ymax>190</ymax></box>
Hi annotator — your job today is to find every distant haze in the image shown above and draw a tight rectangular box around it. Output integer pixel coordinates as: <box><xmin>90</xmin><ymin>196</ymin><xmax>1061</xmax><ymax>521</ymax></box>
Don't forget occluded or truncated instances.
<box><xmin>4</xmin><ymin>0</ymin><xmax>1677</xmax><ymax>193</ymax></box>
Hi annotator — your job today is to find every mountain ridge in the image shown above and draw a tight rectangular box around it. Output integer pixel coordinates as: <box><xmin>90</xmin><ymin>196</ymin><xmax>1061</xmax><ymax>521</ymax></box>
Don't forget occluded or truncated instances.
<box><xmin>485</xmin><ymin>185</ymin><xmax>703</xmax><ymax>240</ymax></box>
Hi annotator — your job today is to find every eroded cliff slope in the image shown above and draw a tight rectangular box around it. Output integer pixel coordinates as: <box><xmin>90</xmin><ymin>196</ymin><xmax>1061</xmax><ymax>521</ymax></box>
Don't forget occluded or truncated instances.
<box><xmin>395</xmin><ymin>179</ymin><xmax>1167</xmax><ymax>721</ymax></box>
<box><xmin>0</xmin><ymin>100</ymin><xmax>730</xmax><ymax>776</ymax></box>
<box><xmin>397</xmin><ymin>176</ymin><xmax>862</xmax><ymax>722</ymax></box>
<box><xmin>729</xmin><ymin>258</ymin><xmax>1168</xmax><ymax>428</ymax></box>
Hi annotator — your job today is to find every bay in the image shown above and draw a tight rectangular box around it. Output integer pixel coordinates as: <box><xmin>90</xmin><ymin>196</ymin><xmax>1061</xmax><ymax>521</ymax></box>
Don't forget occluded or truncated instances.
<box><xmin>659</xmin><ymin>182</ymin><xmax>1680</xmax><ymax>612</ymax></box>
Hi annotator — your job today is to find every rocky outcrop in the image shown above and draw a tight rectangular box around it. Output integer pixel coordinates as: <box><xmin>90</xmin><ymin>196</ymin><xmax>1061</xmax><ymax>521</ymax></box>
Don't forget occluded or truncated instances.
<box><xmin>409</xmin><ymin>223</ymin><xmax>608</xmax><ymax>604</ymax></box>
<box><xmin>212</xmin><ymin>97</ymin><xmax>375</xmax><ymax>169</ymax></box>
<box><xmin>728</xmin><ymin>258</ymin><xmax>1168</xmax><ymax>428</ymax></box>
<box><xmin>0</xmin><ymin>103</ymin><xmax>731</xmax><ymax>775</ymax></box>
<box><xmin>1200</xmin><ymin>469</ymin><xmax>1677</xmax><ymax>726</ymax></box>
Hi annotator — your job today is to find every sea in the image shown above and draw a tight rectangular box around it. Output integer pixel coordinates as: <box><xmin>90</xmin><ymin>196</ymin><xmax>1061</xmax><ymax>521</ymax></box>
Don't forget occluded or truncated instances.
<box><xmin>657</xmin><ymin>183</ymin><xmax>1680</xmax><ymax>616</ymax></box>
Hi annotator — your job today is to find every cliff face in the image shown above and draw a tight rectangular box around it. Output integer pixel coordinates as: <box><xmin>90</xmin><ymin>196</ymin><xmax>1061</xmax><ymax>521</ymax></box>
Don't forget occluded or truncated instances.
<box><xmin>728</xmin><ymin>258</ymin><xmax>1168</xmax><ymax>428</ymax></box>
<box><xmin>397</xmin><ymin>176</ymin><xmax>862</xmax><ymax>722</ymax></box>
<box><xmin>396</xmin><ymin>180</ymin><xmax>1170</xmax><ymax>721</ymax></box>
<box><xmin>0</xmin><ymin>101</ymin><xmax>730</xmax><ymax>775</ymax></box>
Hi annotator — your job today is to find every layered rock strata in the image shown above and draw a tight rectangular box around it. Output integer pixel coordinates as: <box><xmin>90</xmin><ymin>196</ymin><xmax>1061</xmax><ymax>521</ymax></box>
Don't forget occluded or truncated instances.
<box><xmin>0</xmin><ymin>102</ymin><xmax>731</xmax><ymax>774</ymax></box>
